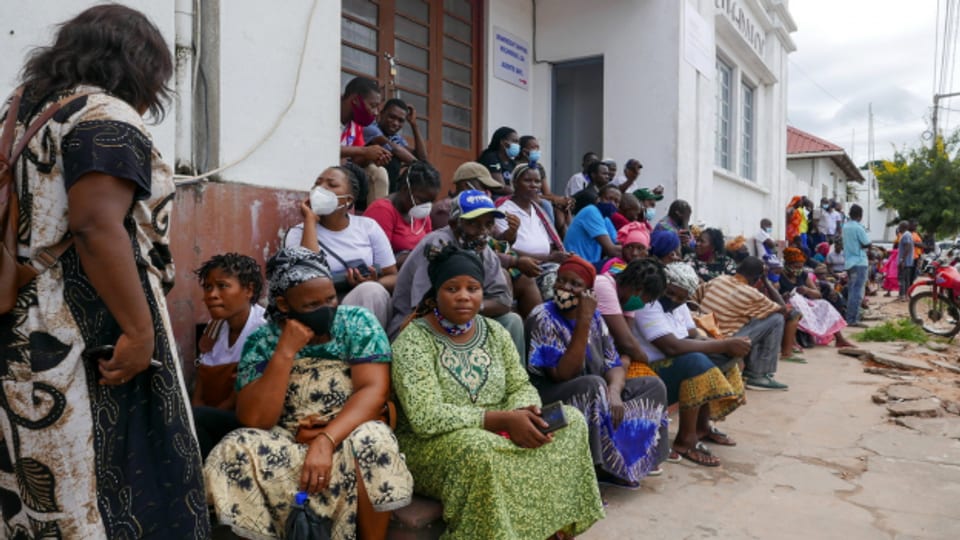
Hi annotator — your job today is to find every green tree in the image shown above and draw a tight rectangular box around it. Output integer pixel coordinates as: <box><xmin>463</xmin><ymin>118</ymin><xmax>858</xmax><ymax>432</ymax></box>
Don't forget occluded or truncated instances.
<box><xmin>875</xmin><ymin>132</ymin><xmax>960</xmax><ymax>236</ymax></box>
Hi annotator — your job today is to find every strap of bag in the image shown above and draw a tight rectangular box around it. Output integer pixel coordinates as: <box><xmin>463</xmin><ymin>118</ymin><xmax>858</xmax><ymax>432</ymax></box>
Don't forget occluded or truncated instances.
<box><xmin>0</xmin><ymin>88</ymin><xmax>24</xmax><ymax>162</ymax></box>
<box><xmin>315</xmin><ymin>238</ymin><xmax>351</xmax><ymax>270</ymax></box>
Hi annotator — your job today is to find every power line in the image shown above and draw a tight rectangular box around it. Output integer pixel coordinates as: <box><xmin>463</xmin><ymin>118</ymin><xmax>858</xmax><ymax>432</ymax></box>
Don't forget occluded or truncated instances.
<box><xmin>788</xmin><ymin>58</ymin><xmax>845</xmax><ymax>106</ymax></box>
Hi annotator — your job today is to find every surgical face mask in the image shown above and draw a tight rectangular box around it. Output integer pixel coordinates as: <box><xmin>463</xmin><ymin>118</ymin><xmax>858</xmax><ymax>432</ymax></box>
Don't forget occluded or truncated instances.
<box><xmin>528</xmin><ymin>150</ymin><xmax>541</xmax><ymax>163</ymax></box>
<box><xmin>352</xmin><ymin>97</ymin><xmax>376</xmax><ymax>126</ymax></box>
<box><xmin>553</xmin><ymin>289</ymin><xmax>580</xmax><ymax>311</ymax></box>
<box><xmin>506</xmin><ymin>142</ymin><xmax>521</xmax><ymax>158</ymax></box>
<box><xmin>597</xmin><ymin>202</ymin><xmax>618</xmax><ymax>218</ymax></box>
<box><xmin>310</xmin><ymin>186</ymin><xmax>342</xmax><ymax>216</ymax></box>
<box><xmin>764</xmin><ymin>227</ymin><xmax>773</xmax><ymax>234</ymax></box>
<box><xmin>658</xmin><ymin>296</ymin><xmax>680</xmax><ymax>313</ymax></box>
<box><xmin>622</xmin><ymin>295</ymin><xmax>645</xmax><ymax>311</ymax></box>
<box><xmin>644</xmin><ymin>207</ymin><xmax>657</xmax><ymax>222</ymax></box>
<box><xmin>290</xmin><ymin>305</ymin><xmax>338</xmax><ymax>336</ymax></box>
<box><xmin>408</xmin><ymin>183</ymin><xmax>432</xmax><ymax>220</ymax></box>
<box><xmin>767</xmin><ymin>272</ymin><xmax>780</xmax><ymax>283</ymax></box>
<box><xmin>822</xmin><ymin>204</ymin><xmax>830</xmax><ymax>209</ymax></box>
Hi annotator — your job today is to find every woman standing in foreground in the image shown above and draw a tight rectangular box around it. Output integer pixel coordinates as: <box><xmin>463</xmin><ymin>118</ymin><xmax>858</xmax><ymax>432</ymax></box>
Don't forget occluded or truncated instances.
<box><xmin>0</xmin><ymin>5</ymin><xmax>208</xmax><ymax>538</ymax></box>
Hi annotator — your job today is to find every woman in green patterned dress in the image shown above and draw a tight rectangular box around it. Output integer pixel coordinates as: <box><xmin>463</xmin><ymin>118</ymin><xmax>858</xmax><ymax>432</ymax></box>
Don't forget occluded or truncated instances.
<box><xmin>204</xmin><ymin>247</ymin><xmax>413</xmax><ymax>539</ymax></box>
<box><xmin>392</xmin><ymin>245</ymin><xmax>604</xmax><ymax>539</ymax></box>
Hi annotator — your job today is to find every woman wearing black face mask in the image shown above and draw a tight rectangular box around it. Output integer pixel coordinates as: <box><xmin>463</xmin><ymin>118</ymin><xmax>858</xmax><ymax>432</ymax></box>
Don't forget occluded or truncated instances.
<box><xmin>204</xmin><ymin>247</ymin><xmax>413</xmax><ymax>540</ymax></box>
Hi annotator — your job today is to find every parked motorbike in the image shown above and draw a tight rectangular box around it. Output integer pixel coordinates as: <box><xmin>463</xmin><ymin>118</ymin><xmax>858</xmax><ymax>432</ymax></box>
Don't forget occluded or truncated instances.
<box><xmin>908</xmin><ymin>258</ymin><xmax>960</xmax><ymax>337</ymax></box>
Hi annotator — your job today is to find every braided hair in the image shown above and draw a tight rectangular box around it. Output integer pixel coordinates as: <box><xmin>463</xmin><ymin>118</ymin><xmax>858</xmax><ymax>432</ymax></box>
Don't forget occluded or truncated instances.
<box><xmin>400</xmin><ymin>161</ymin><xmax>441</xmax><ymax>192</ymax></box>
<box><xmin>615</xmin><ymin>258</ymin><xmax>667</xmax><ymax>299</ymax></box>
<box><xmin>194</xmin><ymin>253</ymin><xmax>265</xmax><ymax>303</ymax></box>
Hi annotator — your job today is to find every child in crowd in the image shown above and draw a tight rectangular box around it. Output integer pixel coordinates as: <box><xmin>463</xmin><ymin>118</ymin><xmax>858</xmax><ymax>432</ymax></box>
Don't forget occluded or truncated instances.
<box><xmin>193</xmin><ymin>253</ymin><xmax>267</xmax><ymax>458</ymax></box>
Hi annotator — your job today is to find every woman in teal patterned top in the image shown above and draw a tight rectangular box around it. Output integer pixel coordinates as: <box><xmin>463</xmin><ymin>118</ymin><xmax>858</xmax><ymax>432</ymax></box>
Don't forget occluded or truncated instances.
<box><xmin>204</xmin><ymin>247</ymin><xmax>413</xmax><ymax>539</ymax></box>
<box><xmin>392</xmin><ymin>245</ymin><xmax>604</xmax><ymax>539</ymax></box>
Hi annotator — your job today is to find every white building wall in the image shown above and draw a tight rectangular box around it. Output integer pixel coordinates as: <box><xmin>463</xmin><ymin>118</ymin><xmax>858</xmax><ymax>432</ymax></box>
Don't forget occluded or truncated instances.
<box><xmin>0</xmin><ymin>0</ymin><xmax>340</xmax><ymax>192</ymax></box>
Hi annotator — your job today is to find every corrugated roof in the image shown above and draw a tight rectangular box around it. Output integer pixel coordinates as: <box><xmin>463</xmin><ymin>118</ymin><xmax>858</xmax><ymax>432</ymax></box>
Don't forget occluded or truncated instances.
<box><xmin>786</xmin><ymin>126</ymin><xmax>864</xmax><ymax>182</ymax></box>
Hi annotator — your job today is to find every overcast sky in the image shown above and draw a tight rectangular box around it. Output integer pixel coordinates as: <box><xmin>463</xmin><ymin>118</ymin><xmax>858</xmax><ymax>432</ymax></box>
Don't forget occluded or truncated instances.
<box><xmin>788</xmin><ymin>1</ymin><xmax>947</xmax><ymax>165</ymax></box>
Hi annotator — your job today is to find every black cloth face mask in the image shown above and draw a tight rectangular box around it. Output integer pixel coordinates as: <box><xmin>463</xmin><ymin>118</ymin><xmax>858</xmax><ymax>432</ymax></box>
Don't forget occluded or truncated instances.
<box><xmin>290</xmin><ymin>305</ymin><xmax>338</xmax><ymax>336</ymax></box>
<box><xmin>658</xmin><ymin>297</ymin><xmax>680</xmax><ymax>313</ymax></box>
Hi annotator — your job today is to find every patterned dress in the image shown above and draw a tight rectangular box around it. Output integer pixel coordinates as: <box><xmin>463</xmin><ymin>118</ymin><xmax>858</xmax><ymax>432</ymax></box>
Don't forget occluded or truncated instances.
<box><xmin>685</xmin><ymin>253</ymin><xmax>738</xmax><ymax>282</ymax></box>
<box><xmin>204</xmin><ymin>306</ymin><xmax>413</xmax><ymax>540</ymax></box>
<box><xmin>525</xmin><ymin>302</ymin><xmax>669</xmax><ymax>482</ymax></box>
<box><xmin>0</xmin><ymin>88</ymin><xmax>208</xmax><ymax>538</ymax></box>
<box><xmin>392</xmin><ymin>317</ymin><xmax>604</xmax><ymax>540</ymax></box>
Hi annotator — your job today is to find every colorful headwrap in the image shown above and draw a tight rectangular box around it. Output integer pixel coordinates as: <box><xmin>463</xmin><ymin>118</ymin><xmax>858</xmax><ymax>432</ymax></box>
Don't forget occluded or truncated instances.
<box><xmin>617</xmin><ymin>221</ymin><xmax>651</xmax><ymax>248</ymax></box>
<box><xmin>725</xmin><ymin>235</ymin><xmax>747</xmax><ymax>253</ymax></box>
<box><xmin>783</xmin><ymin>247</ymin><xmax>806</xmax><ymax>264</ymax></box>
<box><xmin>664</xmin><ymin>262</ymin><xmax>700</xmax><ymax>296</ymax></box>
<box><xmin>265</xmin><ymin>247</ymin><xmax>332</xmax><ymax>319</ymax></box>
<box><xmin>558</xmin><ymin>255</ymin><xmax>597</xmax><ymax>287</ymax></box>
<box><xmin>649</xmin><ymin>229</ymin><xmax>681</xmax><ymax>258</ymax></box>
<box><xmin>816</xmin><ymin>242</ymin><xmax>830</xmax><ymax>256</ymax></box>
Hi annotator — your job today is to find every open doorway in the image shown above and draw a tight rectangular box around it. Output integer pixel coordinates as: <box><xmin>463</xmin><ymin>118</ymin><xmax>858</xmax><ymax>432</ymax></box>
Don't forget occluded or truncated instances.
<box><xmin>551</xmin><ymin>57</ymin><xmax>604</xmax><ymax>195</ymax></box>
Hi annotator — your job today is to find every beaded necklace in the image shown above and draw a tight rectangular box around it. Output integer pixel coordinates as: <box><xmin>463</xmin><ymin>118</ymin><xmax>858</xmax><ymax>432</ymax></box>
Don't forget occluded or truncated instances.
<box><xmin>433</xmin><ymin>307</ymin><xmax>473</xmax><ymax>336</ymax></box>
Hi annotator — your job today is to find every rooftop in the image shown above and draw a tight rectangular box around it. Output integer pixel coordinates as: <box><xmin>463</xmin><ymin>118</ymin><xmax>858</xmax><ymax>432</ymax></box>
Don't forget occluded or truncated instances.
<box><xmin>787</xmin><ymin>126</ymin><xmax>865</xmax><ymax>182</ymax></box>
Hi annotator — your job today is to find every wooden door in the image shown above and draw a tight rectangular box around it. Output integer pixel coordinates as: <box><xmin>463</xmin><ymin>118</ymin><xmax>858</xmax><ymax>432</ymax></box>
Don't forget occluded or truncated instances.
<box><xmin>341</xmin><ymin>0</ymin><xmax>484</xmax><ymax>191</ymax></box>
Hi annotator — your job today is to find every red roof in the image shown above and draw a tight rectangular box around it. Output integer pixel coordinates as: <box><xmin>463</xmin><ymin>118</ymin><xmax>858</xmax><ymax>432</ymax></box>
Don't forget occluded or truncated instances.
<box><xmin>787</xmin><ymin>125</ymin><xmax>844</xmax><ymax>154</ymax></box>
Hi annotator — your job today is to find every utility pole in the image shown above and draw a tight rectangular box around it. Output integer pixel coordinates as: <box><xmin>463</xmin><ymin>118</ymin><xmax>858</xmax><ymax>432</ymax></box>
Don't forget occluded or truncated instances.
<box><xmin>867</xmin><ymin>103</ymin><xmax>873</xmax><ymax>231</ymax></box>
<box><xmin>932</xmin><ymin>91</ymin><xmax>960</xmax><ymax>138</ymax></box>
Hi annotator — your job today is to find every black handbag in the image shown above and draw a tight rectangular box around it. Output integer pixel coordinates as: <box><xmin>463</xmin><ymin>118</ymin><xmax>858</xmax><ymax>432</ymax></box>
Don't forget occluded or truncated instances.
<box><xmin>285</xmin><ymin>492</ymin><xmax>333</xmax><ymax>540</ymax></box>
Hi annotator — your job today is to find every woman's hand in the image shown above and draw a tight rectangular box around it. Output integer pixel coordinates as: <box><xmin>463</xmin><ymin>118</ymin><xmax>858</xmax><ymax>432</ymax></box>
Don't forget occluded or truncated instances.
<box><xmin>99</xmin><ymin>333</ymin><xmax>155</xmax><ymax>386</ymax></box>
<box><xmin>517</xmin><ymin>256</ymin><xmax>541</xmax><ymax>277</ymax></box>
<box><xmin>505</xmin><ymin>409</ymin><xmax>552</xmax><ymax>449</ymax></box>
<box><xmin>345</xmin><ymin>266</ymin><xmax>379</xmax><ymax>287</ymax></box>
<box><xmin>198</xmin><ymin>319</ymin><xmax>224</xmax><ymax>354</ymax></box>
<box><xmin>299</xmin><ymin>199</ymin><xmax>319</xmax><ymax>222</ymax></box>
<box><xmin>277</xmin><ymin>318</ymin><xmax>314</xmax><ymax>359</ymax></box>
<box><xmin>548</xmin><ymin>250</ymin><xmax>571</xmax><ymax>264</ymax></box>
<box><xmin>608</xmin><ymin>391</ymin><xmax>625</xmax><ymax>429</ymax></box>
<box><xmin>295</xmin><ymin>415</ymin><xmax>330</xmax><ymax>444</ymax></box>
<box><xmin>299</xmin><ymin>435</ymin><xmax>334</xmax><ymax>494</ymax></box>
<box><xmin>577</xmin><ymin>289</ymin><xmax>598</xmax><ymax>321</ymax></box>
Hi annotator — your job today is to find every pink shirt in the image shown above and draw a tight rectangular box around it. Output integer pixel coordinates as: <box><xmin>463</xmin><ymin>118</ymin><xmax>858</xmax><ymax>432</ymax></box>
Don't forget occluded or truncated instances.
<box><xmin>595</xmin><ymin>273</ymin><xmax>638</xmax><ymax>319</ymax></box>
<box><xmin>363</xmin><ymin>198</ymin><xmax>432</xmax><ymax>252</ymax></box>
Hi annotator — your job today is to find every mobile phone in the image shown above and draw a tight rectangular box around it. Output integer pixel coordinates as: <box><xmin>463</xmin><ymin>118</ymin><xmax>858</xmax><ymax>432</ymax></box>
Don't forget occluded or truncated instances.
<box><xmin>81</xmin><ymin>345</ymin><xmax>162</xmax><ymax>368</ymax></box>
<box><xmin>538</xmin><ymin>401</ymin><xmax>568</xmax><ymax>434</ymax></box>
<box><xmin>345</xmin><ymin>259</ymin><xmax>372</xmax><ymax>278</ymax></box>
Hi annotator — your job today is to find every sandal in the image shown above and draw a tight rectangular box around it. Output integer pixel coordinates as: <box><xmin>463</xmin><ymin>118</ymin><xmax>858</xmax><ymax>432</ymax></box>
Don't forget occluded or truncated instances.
<box><xmin>791</xmin><ymin>345</ymin><xmax>805</xmax><ymax>354</ymax></box>
<box><xmin>595</xmin><ymin>470</ymin><xmax>642</xmax><ymax>490</ymax></box>
<box><xmin>676</xmin><ymin>442</ymin><xmax>720</xmax><ymax>467</ymax></box>
<box><xmin>780</xmin><ymin>355</ymin><xmax>807</xmax><ymax>364</ymax></box>
<box><xmin>700</xmin><ymin>426</ymin><xmax>737</xmax><ymax>447</ymax></box>
<box><xmin>667</xmin><ymin>450</ymin><xmax>682</xmax><ymax>463</ymax></box>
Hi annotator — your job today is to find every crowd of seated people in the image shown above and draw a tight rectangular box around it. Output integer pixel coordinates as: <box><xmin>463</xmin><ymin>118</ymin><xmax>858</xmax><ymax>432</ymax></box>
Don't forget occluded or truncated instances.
<box><xmin>196</xmin><ymin>77</ymin><xmax>878</xmax><ymax>539</ymax></box>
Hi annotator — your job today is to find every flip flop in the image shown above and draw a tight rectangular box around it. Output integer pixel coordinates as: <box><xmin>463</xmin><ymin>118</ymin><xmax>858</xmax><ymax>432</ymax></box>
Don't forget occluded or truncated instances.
<box><xmin>667</xmin><ymin>450</ymin><xmax>682</xmax><ymax>463</ymax></box>
<box><xmin>780</xmin><ymin>355</ymin><xmax>807</xmax><ymax>364</ymax></box>
<box><xmin>701</xmin><ymin>426</ymin><xmax>737</xmax><ymax>447</ymax></box>
<box><xmin>676</xmin><ymin>442</ymin><xmax>720</xmax><ymax>467</ymax></box>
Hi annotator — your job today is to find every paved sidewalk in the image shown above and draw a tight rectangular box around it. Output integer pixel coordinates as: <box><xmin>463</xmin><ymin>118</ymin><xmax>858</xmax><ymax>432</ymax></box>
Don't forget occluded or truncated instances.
<box><xmin>584</xmin><ymin>339</ymin><xmax>960</xmax><ymax>539</ymax></box>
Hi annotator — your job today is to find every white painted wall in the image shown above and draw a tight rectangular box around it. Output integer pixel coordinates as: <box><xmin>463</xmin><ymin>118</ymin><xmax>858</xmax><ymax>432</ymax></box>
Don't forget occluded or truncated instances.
<box><xmin>0</xmin><ymin>1</ymin><xmax>176</xmax><ymax>159</ymax></box>
<box><xmin>1</xmin><ymin>0</ymin><xmax>340</xmax><ymax>192</ymax></box>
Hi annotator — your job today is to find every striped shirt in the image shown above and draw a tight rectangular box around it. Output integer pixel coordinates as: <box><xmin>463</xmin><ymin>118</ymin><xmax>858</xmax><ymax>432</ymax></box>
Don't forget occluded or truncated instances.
<box><xmin>697</xmin><ymin>274</ymin><xmax>781</xmax><ymax>337</ymax></box>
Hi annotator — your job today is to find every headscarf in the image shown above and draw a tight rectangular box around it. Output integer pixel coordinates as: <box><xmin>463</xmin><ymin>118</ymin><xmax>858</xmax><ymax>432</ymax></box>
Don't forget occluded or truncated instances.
<box><xmin>558</xmin><ymin>255</ymin><xmax>596</xmax><ymax>287</ymax></box>
<box><xmin>427</xmin><ymin>244</ymin><xmax>485</xmax><ymax>291</ymax></box>
<box><xmin>815</xmin><ymin>242</ymin><xmax>830</xmax><ymax>256</ymax></box>
<box><xmin>649</xmin><ymin>229</ymin><xmax>680</xmax><ymax>258</ymax></box>
<box><xmin>664</xmin><ymin>262</ymin><xmax>700</xmax><ymax>296</ymax></box>
<box><xmin>511</xmin><ymin>163</ymin><xmax>534</xmax><ymax>183</ymax></box>
<box><xmin>617</xmin><ymin>221</ymin><xmax>651</xmax><ymax>248</ymax></box>
<box><xmin>786</xmin><ymin>195</ymin><xmax>803</xmax><ymax>211</ymax></box>
<box><xmin>783</xmin><ymin>247</ymin><xmax>806</xmax><ymax>264</ymax></box>
<box><xmin>725</xmin><ymin>235</ymin><xmax>747</xmax><ymax>253</ymax></box>
<box><xmin>265</xmin><ymin>247</ymin><xmax>332</xmax><ymax>320</ymax></box>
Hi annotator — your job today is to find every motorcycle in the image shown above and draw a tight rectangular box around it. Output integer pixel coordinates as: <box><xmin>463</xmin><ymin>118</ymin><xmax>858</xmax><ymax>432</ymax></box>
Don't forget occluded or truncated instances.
<box><xmin>907</xmin><ymin>258</ymin><xmax>960</xmax><ymax>337</ymax></box>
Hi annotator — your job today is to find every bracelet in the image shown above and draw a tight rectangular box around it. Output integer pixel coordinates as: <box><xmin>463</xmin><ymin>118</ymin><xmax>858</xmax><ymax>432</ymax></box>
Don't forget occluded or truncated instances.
<box><xmin>318</xmin><ymin>431</ymin><xmax>336</xmax><ymax>448</ymax></box>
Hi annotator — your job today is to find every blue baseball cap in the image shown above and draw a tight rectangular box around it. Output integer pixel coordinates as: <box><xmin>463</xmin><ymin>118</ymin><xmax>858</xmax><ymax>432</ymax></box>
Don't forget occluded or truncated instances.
<box><xmin>450</xmin><ymin>190</ymin><xmax>506</xmax><ymax>221</ymax></box>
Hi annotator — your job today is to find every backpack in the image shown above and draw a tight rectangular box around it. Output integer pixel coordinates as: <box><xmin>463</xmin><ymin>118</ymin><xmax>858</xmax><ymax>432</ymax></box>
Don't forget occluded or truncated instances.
<box><xmin>0</xmin><ymin>87</ymin><xmax>91</xmax><ymax>314</ymax></box>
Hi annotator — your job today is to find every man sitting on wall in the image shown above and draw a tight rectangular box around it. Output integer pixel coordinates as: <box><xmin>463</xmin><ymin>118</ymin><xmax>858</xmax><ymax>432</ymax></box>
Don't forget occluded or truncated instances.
<box><xmin>339</xmin><ymin>76</ymin><xmax>391</xmax><ymax>209</ymax></box>
<box><xmin>362</xmin><ymin>97</ymin><xmax>427</xmax><ymax>192</ymax></box>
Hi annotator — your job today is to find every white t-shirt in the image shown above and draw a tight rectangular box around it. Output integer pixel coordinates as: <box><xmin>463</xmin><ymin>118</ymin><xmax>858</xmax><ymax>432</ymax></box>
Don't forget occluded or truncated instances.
<box><xmin>827</xmin><ymin>210</ymin><xmax>843</xmax><ymax>235</ymax></box>
<box><xmin>609</xmin><ymin>174</ymin><xmax>629</xmax><ymax>187</ymax></box>
<box><xmin>285</xmin><ymin>215</ymin><xmax>397</xmax><ymax>273</ymax></box>
<box><xmin>631</xmin><ymin>300</ymin><xmax>696</xmax><ymax>363</ymax></box>
<box><xmin>565</xmin><ymin>172</ymin><xmax>588</xmax><ymax>196</ymax></box>
<box><xmin>752</xmin><ymin>229</ymin><xmax>772</xmax><ymax>257</ymax></box>
<box><xmin>494</xmin><ymin>200</ymin><xmax>552</xmax><ymax>258</ymax></box>
<box><xmin>198</xmin><ymin>304</ymin><xmax>267</xmax><ymax>367</ymax></box>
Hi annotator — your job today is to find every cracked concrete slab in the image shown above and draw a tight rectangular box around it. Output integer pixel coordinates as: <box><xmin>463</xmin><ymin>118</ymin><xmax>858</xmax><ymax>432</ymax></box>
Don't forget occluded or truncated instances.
<box><xmin>895</xmin><ymin>416</ymin><xmax>960</xmax><ymax>438</ymax></box>
<box><xmin>859</xmin><ymin>429</ymin><xmax>960</xmax><ymax>464</ymax></box>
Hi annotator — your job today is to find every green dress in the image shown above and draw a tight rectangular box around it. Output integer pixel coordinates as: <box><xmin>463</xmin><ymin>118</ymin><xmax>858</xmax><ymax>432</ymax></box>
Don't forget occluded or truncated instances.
<box><xmin>204</xmin><ymin>306</ymin><xmax>413</xmax><ymax>539</ymax></box>
<box><xmin>392</xmin><ymin>317</ymin><xmax>604</xmax><ymax>539</ymax></box>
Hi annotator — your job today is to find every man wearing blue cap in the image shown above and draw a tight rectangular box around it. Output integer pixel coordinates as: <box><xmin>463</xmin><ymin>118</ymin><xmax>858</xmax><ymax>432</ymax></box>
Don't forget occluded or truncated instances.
<box><xmin>388</xmin><ymin>190</ymin><xmax>527</xmax><ymax>362</ymax></box>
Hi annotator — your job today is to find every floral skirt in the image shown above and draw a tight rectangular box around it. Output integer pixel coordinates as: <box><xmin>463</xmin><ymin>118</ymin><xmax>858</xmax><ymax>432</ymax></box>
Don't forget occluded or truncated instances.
<box><xmin>204</xmin><ymin>421</ymin><xmax>413</xmax><ymax>540</ymax></box>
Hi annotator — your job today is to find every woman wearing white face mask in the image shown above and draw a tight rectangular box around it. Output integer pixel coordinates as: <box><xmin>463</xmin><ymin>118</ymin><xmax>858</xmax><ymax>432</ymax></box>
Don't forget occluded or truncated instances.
<box><xmin>285</xmin><ymin>163</ymin><xmax>398</xmax><ymax>328</ymax></box>
<box><xmin>363</xmin><ymin>162</ymin><xmax>440</xmax><ymax>269</ymax></box>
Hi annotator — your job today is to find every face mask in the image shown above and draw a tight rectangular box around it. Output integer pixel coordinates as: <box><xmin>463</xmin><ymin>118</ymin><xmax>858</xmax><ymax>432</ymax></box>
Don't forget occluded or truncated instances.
<box><xmin>352</xmin><ymin>97</ymin><xmax>376</xmax><ymax>126</ymax></box>
<box><xmin>290</xmin><ymin>305</ymin><xmax>338</xmax><ymax>336</ymax></box>
<box><xmin>644</xmin><ymin>208</ymin><xmax>657</xmax><ymax>222</ymax></box>
<box><xmin>528</xmin><ymin>150</ymin><xmax>541</xmax><ymax>163</ymax></box>
<box><xmin>460</xmin><ymin>235</ymin><xmax>488</xmax><ymax>252</ymax></box>
<box><xmin>310</xmin><ymin>186</ymin><xmax>341</xmax><ymax>216</ymax></box>
<box><xmin>597</xmin><ymin>202</ymin><xmax>618</xmax><ymax>218</ymax></box>
<box><xmin>622</xmin><ymin>295</ymin><xmax>645</xmax><ymax>311</ymax></box>
<box><xmin>822</xmin><ymin>204</ymin><xmax>830</xmax><ymax>209</ymax></box>
<box><xmin>658</xmin><ymin>297</ymin><xmax>679</xmax><ymax>313</ymax></box>
<box><xmin>553</xmin><ymin>289</ymin><xmax>580</xmax><ymax>311</ymax></box>
<box><xmin>764</xmin><ymin>227</ymin><xmax>773</xmax><ymax>234</ymax></box>
<box><xmin>407</xmin><ymin>183</ymin><xmax>432</xmax><ymax>220</ymax></box>
<box><xmin>506</xmin><ymin>142</ymin><xmax>521</xmax><ymax>158</ymax></box>
<box><xmin>767</xmin><ymin>272</ymin><xmax>780</xmax><ymax>283</ymax></box>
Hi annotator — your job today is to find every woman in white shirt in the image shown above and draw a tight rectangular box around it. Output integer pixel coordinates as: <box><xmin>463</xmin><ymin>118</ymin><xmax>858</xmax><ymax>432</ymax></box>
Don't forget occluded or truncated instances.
<box><xmin>286</xmin><ymin>164</ymin><xmax>398</xmax><ymax>327</ymax></box>
<box><xmin>193</xmin><ymin>253</ymin><xmax>268</xmax><ymax>457</ymax></box>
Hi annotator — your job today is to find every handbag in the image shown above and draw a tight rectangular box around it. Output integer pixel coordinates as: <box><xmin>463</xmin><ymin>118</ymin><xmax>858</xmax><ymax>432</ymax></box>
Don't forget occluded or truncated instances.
<box><xmin>285</xmin><ymin>492</ymin><xmax>333</xmax><ymax>540</ymax></box>
<box><xmin>315</xmin><ymin>239</ymin><xmax>379</xmax><ymax>293</ymax></box>
<box><xmin>693</xmin><ymin>312</ymin><xmax>724</xmax><ymax>339</ymax></box>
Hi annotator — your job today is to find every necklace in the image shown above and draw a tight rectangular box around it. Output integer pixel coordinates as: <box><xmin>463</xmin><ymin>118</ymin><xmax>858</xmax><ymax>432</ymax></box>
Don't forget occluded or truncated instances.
<box><xmin>433</xmin><ymin>307</ymin><xmax>473</xmax><ymax>336</ymax></box>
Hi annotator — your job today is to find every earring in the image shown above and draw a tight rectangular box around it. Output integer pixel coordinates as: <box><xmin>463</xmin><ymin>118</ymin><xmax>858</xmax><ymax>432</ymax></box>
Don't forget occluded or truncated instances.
<box><xmin>480</xmin><ymin>302</ymin><xmax>485</xmax><ymax>312</ymax></box>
